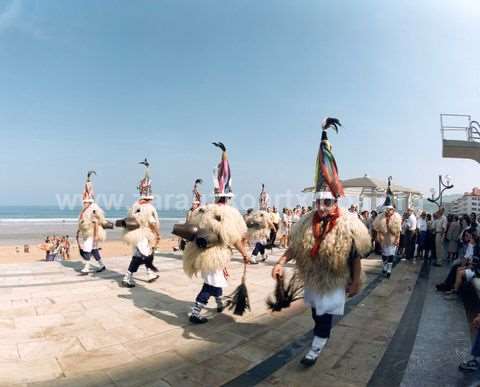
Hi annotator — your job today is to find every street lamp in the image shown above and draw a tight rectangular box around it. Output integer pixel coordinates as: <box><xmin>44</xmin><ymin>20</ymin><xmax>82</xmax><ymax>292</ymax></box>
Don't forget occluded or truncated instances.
<box><xmin>427</xmin><ymin>175</ymin><xmax>454</xmax><ymax>208</ymax></box>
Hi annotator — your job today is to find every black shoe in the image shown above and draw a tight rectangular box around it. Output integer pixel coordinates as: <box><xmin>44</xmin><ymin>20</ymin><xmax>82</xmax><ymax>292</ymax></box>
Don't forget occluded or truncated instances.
<box><xmin>147</xmin><ymin>274</ymin><xmax>159</xmax><ymax>283</ymax></box>
<box><xmin>300</xmin><ymin>356</ymin><xmax>317</xmax><ymax>367</ymax></box>
<box><xmin>436</xmin><ymin>283</ymin><xmax>447</xmax><ymax>292</ymax></box>
<box><xmin>459</xmin><ymin>359</ymin><xmax>480</xmax><ymax>372</ymax></box>
<box><xmin>189</xmin><ymin>315</ymin><xmax>208</xmax><ymax>324</ymax></box>
<box><xmin>96</xmin><ymin>266</ymin><xmax>106</xmax><ymax>273</ymax></box>
<box><xmin>122</xmin><ymin>281</ymin><xmax>135</xmax><ymax>288</ymax></box>
<box><xmin>217</xmin><ymin>305</ymin><xmax>224</xmax><ymax>313</ymax></box>
<box><xmin>386</xmin><ymin>272</ymin><xmax>391</xmax><ymax>279</ymax></box>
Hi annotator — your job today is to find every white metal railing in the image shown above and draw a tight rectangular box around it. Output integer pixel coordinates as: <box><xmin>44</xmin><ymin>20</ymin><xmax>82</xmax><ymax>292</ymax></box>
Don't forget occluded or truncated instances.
<box><xmin>441</xmin><ymin>113</ymin><xmax>480</xmax><ymax>142</ymax></box>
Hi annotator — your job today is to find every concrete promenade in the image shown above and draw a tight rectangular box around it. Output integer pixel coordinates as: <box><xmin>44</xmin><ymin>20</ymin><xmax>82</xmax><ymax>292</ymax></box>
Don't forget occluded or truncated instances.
<box><xmin>0</xmin><ymin>250</ymin><xmax>426</xmax><ymax>386</ymax></box>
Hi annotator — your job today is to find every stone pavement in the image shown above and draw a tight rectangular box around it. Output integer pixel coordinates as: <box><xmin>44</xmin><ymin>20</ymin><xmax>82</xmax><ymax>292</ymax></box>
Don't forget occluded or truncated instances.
<box><xmin>257</xmin><ymin>261</ymin><xmax>420</xmax><ymax>387</ymax></box>
<box><xmin>401</xmin><ymin>266</ymin><xmax>473</xmax><ymax>387</ymax></box>
<box><xmin>0</xmin><ymin>249</ymin><xmax>409</xmax><ymax>387</ymax></box>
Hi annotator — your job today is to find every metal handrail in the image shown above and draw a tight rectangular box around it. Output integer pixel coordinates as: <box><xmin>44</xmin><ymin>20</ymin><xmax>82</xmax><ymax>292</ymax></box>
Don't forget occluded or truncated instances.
<box><xmin>440</xmin><ymin>113</ymin><xmax>480</xmax><ymax>143</ymax></box>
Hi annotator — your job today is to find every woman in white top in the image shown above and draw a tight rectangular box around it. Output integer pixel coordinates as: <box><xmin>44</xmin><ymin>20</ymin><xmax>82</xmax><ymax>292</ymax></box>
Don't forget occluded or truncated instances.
<box><xmin>278</xmin><ymin>209</ymin><xmax>288</xmax><ymax>248</ymax></box>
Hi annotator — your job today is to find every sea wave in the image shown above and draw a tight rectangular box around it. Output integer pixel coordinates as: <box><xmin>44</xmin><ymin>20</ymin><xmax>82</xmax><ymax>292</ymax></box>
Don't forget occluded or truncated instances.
<box><xmin>0</xmin><ymin>217</ymin><xmax>184</xmax><ymax>223</ymax></box>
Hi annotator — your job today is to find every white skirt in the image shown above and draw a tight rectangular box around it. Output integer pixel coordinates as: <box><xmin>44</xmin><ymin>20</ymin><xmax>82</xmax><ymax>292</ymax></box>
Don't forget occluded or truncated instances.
<box><xmin>382</xmin><ymin>245</ymin><xmax>396</xmax><ymax>256</ymax></box>
<box><xmin>304</xmin><ymin>286</ymin><xmax>346</xmax><ymax>316</ymax></box>
<box><xmin>202</xmin><ymin>269</ymin><xmax>228</xmax><ymax>288</ymax></box>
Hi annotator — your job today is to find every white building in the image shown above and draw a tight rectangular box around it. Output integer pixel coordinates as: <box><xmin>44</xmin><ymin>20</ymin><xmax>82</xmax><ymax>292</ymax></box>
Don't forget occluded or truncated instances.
<box><xmin>446</xmin><ymin>188</ymin><xmax>480</xmax><ymax>215</ymax></box>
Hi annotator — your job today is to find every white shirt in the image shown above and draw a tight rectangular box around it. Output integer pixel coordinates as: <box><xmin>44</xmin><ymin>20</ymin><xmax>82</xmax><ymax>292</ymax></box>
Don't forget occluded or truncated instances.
<box><xmin>465</xmin><ymin>243</ymin><xmax>475</xmax><ymax>259</ymax></box>
<box><xmin>417</xmin><ymin>218</ymin><xmax>427</xmax><ymax>232</ymax></box>
<box><xmin>406</xmin><ymin>214</ymin><xmax>417</xmax><ymax>231</ymax></box>
<box><xmin>271</xmin><ymin>212</ymin><xmax>281</xmax><ymax>224</ymax></box>
<box><xmin>435</xmin><ymin>215</ymin><xmax>447</xmax><ymax>233</ymax></box>
<box><xmin>292</xmin><ymin>213</ymin><xmax>300</xmax><ymax>224</ymax></box>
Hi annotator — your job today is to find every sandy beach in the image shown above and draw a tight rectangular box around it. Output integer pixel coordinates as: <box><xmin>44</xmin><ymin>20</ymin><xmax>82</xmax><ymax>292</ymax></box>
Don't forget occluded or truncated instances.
<box><xmin>0</xmin><ymin>239</ymin><xmax>178</xmax><ymax>265</ymax></box>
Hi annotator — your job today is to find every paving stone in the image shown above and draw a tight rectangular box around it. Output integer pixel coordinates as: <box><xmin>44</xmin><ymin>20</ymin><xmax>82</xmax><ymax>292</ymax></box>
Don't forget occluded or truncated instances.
<box><xmin>27</xmin><ymin>371</ymin><xmax>116</xmax><ymax>387</ymax></box>
<box><xmin>15</xmin><ymin>314</ymin><xmax>64</xmax><ymax>330</ymax></box>
<box><xmin>18</xmin><ymin>336</ymin><xmax>85</xmax><ymax>361</ymax></box>
<box><xmin>0</xmin><ymin>358</ymin><xmax>63</xmax><ymax>384</ymax></box>
<box><xmin>107</xmin><ymin>352</ymin><xmax>185</xmax><ymax>387</ymax></box>
<box><xmin>57</xmin><ymin>344</ymin><xmax>135</xmax><ymax>376</ymax></box>
<box><xmin>162</xmin><ymin>362</ymin><xmax>231</xmax><ymax>387</ymax></box>
<box><xmin>0</xmin><ymin>344</ymin><xmax>19</xmax><ymax>361</ymax></box>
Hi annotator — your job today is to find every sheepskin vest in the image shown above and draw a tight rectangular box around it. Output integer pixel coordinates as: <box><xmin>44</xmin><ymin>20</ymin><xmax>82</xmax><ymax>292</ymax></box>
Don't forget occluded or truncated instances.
<box><xmin>372</xmin><ymin>212</ymin><xmax>402</xmax><ymax>248</ymax></box>
<box><xmin>182</xmin><ymin>204</ymin><xmax>247</xmax><ymax>278</ymax></box>
<box><xmin>287</xmin><ymin>210</ymin><xmax>371</xmax><ymax>293</ymax></box>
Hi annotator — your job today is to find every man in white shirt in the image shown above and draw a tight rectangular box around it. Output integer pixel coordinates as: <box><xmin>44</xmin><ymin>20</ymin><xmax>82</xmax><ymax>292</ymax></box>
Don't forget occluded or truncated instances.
<box><xmin>416</xmin><ymin>212</ymin><xmax>428</xmax><ymax>258</ymax></box>
<box><xmin>434</xmin><ymin>208</ymin><xmax>448</xmax><ymax>266</ymax></box>
<box><xmin>405</xmin><ymin>208</ymin><xmax>417</xmax><ymax>260</ymax></box>
<box><xmin>268</xmin><ymin>207</ymin><xmax>281</xmax><ymax>248</ymax></box>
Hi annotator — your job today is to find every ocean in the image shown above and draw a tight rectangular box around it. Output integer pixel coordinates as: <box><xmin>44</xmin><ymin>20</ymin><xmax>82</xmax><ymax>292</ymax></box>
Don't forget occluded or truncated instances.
<box><xmin>0</xmin><ymin>206</ymin><xmax>186</xmax><ymax>245</ymax></box>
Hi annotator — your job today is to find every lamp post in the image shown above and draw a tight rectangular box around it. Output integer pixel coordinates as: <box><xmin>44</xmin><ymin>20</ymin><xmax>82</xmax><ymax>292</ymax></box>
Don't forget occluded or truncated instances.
<box><xmin>427</xmin><ymin>175</ymin><xmax>454</xmax><ymax>208</ymax></box>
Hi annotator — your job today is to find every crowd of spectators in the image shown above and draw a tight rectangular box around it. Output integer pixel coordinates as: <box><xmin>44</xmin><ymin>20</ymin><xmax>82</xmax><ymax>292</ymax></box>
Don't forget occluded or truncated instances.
<box><xmin>40</xmin><ymin>235</ymin><xmax>71</xmax><ymax>261</ymax></box>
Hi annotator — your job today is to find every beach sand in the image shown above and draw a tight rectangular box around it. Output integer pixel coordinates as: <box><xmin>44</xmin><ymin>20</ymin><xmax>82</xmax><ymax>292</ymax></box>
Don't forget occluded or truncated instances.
<box><xmin>0</xmin><ymin>239</ymin><xmax>178</xmax><ymax>264</ymax></box>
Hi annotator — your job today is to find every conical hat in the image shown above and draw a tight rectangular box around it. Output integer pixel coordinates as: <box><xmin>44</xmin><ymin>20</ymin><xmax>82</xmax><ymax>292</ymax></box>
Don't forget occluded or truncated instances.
<box><xmin>138</xmin><ymin>158</ymin><xmax>154</xmax><ymax>200</ymax></box>
<box><xmin>313</xmin><ymin>117</ymin><xmax>344</xmax><ymax>200</ymax></box>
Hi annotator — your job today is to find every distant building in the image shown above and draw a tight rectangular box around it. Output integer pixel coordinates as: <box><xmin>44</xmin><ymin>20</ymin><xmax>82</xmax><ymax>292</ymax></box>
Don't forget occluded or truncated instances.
<box><xmin>446</xmin><ymin>188</ymin><xmax>480</xmax><ymax>215</ymax></box>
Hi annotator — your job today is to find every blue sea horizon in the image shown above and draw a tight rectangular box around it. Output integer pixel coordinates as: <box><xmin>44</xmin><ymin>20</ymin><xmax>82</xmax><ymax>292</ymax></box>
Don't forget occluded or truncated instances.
<box><xmin>0</xmin><ymin>206</ymin><xmax>186</xmax><ymax>222</ymax></box>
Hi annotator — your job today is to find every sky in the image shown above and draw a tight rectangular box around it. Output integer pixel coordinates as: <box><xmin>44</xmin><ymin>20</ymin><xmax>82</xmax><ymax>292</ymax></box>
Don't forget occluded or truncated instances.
<box><xmin>0</xmin><ymin>0</ymin><xmax>479</xmax><ymax>207</ymax></box>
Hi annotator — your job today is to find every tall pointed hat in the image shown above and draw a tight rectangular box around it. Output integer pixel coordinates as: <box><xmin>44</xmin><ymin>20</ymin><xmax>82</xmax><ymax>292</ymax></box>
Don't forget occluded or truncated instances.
<box><xmin>82</xmin><ymin>170</ymin><xmax>96</xmax><ymax>203</ymax></box>
<box><xmin>313</xmin><ymin>117</ymin><xmax>345</xmax><ymax>200</ymax></box>
<box><xmin>259</xmin><ymin>183</ymin><xmax>269</xmax><ymax>210</ymax></box>
<box><xmin>192</xmin><ymin>178</ymin><xmax>203</xmax><ymax>209</ymax></box>
<box><xmin>382</xmin><ymin>176</ymin><xmax>395</xmax><ymax>209</ymax></box>
<box><xmin>137</xmin><ymin>158</ymin><xmax>154</xmax><ymax>200</ymax></box>
<box><xmin>212</xmin><ymin>142</ymin><xmax>233</xmax><ymax>198</ymax></box>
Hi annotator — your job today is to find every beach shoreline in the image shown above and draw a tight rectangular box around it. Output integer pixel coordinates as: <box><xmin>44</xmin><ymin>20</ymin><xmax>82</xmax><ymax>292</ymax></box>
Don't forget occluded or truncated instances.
<box><xmin>0</xmin><ymin>239</ymin><xmax>178</xmax><ymax>265</ymax></box>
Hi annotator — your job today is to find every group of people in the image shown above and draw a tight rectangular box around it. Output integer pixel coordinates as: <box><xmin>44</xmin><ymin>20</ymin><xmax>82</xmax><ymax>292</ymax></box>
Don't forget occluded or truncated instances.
<box><xmin>433</xmin><ymin>213</ymin><xmax>480</xmax><ymax>373</ymax></box>
<box><xmin>40</xmin><ymin>235</ymin><xmax>71</xmax><ymax>261</ymax></box>
<box><xmin>352</xmin><ymin>204</ymin><xmax>473</xmax><ymax>268</ymax></box>
<box><xmin>72</xmin><ymin>117</ymin><xmax>426</xmax><ymax>369</ymax></box>
<box><xmin>75</xmin><ymin>165</ymin><xmax>160</xmax><ymax>285</ymax></box>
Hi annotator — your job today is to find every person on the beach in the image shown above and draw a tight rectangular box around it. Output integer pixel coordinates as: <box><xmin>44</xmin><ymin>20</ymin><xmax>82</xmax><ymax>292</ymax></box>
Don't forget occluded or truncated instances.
<box><xmin>372</xmin><ymin>177</ymin><xmax>402</xmax><ymax>278</ymax></box>
<box><xmin>64</xmin><ymin>235</ymin><xmax>71</xmax><ymax>260</ymax></box>
<box><xmin>271</xmin><ymin>118</ymin><xmax>371</xmax><ymax>367</ymax></box>
<box><xmin>121</xmin><ymin>159</ymin><xmax>161</xmax><ymax>288</ymax></box>
<box><xmin>77</xmin><ymin>171</ymin><xmax>113</xmax><ymax>274</ymax></box>
<box><xmin>179</xmin><ymin>142</ymin><xmax>251</xmax><ymax>324</ymax></box>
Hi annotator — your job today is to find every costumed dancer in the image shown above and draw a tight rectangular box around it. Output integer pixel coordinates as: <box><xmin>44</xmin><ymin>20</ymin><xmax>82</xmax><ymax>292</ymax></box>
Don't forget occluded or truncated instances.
<box><xmin>259</xmin><ymin>183</ymin><xmax>270</xmax><ymax>211</ymax></box>
<box><xmin>271</xmin><ymin>118</ymin><xmax>371</xmax><ymax>366</ymax></box>
<box><xmin>372</xmin><ymin>177</ymin><xmax>401</xmax><ymax>278</ymax></box>
<box><xmin>244</xmin><ymin>184</ymin><xmax>275</xmax><ymax>264</ymax></box>
<box><xmin>119</xmin><ymin>159</ymin><xmax>161</xmax><ymax>288</ymax></box>
<box><xmin>174</xmin><ymin>142</ymin><xmax>251</xmax><ymax>324</ymax></box>
<box><xmin>77</xmin><ymin>171</ymin><xmax>113</xmax><ymax>274</ymax></box>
